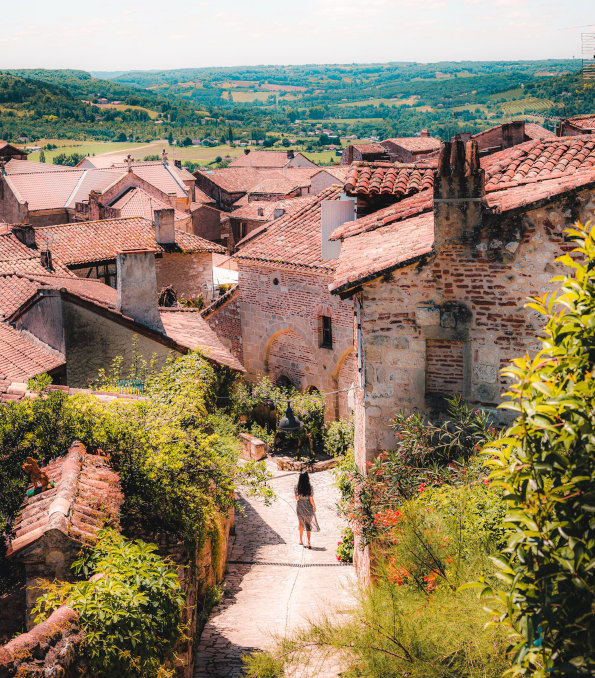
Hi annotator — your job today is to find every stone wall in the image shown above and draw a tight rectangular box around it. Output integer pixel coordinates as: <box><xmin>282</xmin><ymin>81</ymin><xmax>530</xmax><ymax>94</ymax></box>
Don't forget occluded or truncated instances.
<box><xmin>156</xmin><ymin>252</ymin><xmax>214</xmax><ymax>303</ymax></box>
<box><xmin>353</xmin><ymin>185</ymin><xmax>595</xmax><ymax>465</ymax></box>
<box><xmin>237</xmin><ymin>261</ymin><xmax>354</xmax><ymax>418</ymax></box>
<box><xmin>0</xmin><ymin>177</ymin><xmax>27</xmax><ymax>225</ymax></box>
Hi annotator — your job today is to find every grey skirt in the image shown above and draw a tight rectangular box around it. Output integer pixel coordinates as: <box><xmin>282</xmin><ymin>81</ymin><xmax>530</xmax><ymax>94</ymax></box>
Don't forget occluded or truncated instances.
<box><xmin>296</xmin><ymin>496</ymin><xmax>320</xmax><ymax>532</ymax></box>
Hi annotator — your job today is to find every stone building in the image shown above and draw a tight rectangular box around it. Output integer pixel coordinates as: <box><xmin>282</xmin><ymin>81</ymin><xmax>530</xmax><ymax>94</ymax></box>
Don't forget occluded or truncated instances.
<box><xmin>329</xmin><ymin>135</ymin><xmax>595</xmax><ymax>468</ymax></box>
<box><xmin>556</xmin><ymin>114</ymin><xmax>595</xmax><ymax>136</ymax></box>
<box><xmin>0</xmin><ymin>159</ymin><xmax>197</xmax><ymax>227</ymax></box>
<box><xmin>206</xmin><ymin>186</ymin><xmax>356</xmax><ymax>418</ymax></box>
<box><xmin>0</xmin><ymin>232</ymin><xmax>243</xmax><ymax>392</ymax></box>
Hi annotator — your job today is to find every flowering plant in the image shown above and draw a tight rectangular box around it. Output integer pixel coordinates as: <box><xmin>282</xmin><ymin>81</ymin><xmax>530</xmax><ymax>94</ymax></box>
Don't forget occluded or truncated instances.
<box><xmin>336</xmin><ymin>525</ymin><xmax>354</xmax><ymax>563</ymax></box>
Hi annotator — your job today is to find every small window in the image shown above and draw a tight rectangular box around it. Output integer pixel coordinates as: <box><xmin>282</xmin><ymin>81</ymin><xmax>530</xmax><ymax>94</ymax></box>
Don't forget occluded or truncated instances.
<box><xmin>272</xmin><ymin>277</ymin><xmax>280</xmax><ymax>286</ymax></box>
<box><xmin>239</xmin><ymin>222</ymin><xmax>246</xmax><ymax>239</ymax></box>
<box><xmin>319</xmin><ymin>315</ymin><xmax>333</xmax><ymax>349</ymax></box>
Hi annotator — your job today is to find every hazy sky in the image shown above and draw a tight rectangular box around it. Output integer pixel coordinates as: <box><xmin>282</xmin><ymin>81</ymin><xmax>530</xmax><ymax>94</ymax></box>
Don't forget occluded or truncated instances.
<box><xmin>1</xmin><ymin>0</ymin><xmax>593</xmax><ymax>72</ymax></box>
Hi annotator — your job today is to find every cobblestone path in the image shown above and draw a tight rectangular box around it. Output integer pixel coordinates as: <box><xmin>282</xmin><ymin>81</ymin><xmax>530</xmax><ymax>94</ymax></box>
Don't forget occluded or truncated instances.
<box><xmin>194</xmin><ymin>459</ymin><xmax>356</xmax><ymax>677</ymax></box>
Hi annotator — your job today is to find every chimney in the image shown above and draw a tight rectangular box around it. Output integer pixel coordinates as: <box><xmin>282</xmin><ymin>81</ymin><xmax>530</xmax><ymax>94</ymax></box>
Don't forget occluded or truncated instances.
<box><xmin>433</xmin><ymin>138</ymin><xmax>484</xmax><ymax>251</ymax></box>
<box><xmin>11</xmin><ymin>224</ymin><xmax>36</xmax><ymax>247</ymax></box>
<box><xmin>321</xmin><ymin>195</ymin><xmax>355</xmax><ymax>261</ymax></box>
<box><xmin>40</xmin><ymin>248</ymin><xmax>53</xmax><ymax>271</ymax></box>
<box><xmin>116</xmin><ymin>249</ymin><xmax>163</xmax><ymax>332</ymax></box>
<box><xmin>273</xmin><ymin>208</ymin><xmax>285</xmax><ymax>220</ymax></box>
<box><xmin>257</xmin><ymin>207</ymin><xmax>264</xmax><ymax>217</ymax></box>
<box><xmin>174</xmin><ymin>159</ymin><xmax>182</xmax><ymax>169</ymax></box>
<box><xmin>154</xmin><ymin>208</ymin><xmax>175</xmax><ymax>245</ymax></box>
<box><xmin>420</xmin><ymin>129</ymin><xmax>429</xmax><ymax>138</ymax></box>
<box><xmin>244</xmin><ymin>148</ymin><xmax>250</xmax><ymax>155</ymax></box>
<box><xmin>287</xmin><ymin>150</ymin><xmax>295</xmax><ymax>160</ymax></box>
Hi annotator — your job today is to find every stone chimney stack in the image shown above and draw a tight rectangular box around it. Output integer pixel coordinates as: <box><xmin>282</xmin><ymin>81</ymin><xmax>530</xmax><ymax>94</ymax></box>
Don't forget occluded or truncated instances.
<box><xmin>433</xmin><ymin>138</ymin><xmax>484</xmax><ymax>251</ymax></box>
<box><xmin>116</xmin><ymin>249</ymin><xmax>163</xmax><ymax>332</ymax></box>
<box><xmin>154</xmin><ymin>208</ymin><xmax>175</xmax><ymax>245</ymax></box>
<box><xmin>287</xmin><ymin>149</ymin><xmax>295</xmax><ymax>160</ymax></box>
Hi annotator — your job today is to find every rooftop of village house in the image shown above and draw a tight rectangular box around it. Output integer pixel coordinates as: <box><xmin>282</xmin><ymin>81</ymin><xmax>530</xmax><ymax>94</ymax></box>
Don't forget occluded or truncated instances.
<box><xmin>228</xmin><ymin>149</ymin><xmax>316</xmax><ymax>168</ymax></box>
<box><xmin>194</xmin><ymin>166</ymin><xmax>319</xmax><ymax>198</ymax></box>
<box><xmin>234</xmin><ymin>185</ymin><xmax>343</xmax><ymax>271</ymax></box>
<box><xmin>32</xmin><ymin>216</ymin><xmax>224</xmax><ymax>267</ymax></box>
<box><xmin>6</xmin><ymin>441</ymin><xmax>123</xmax><ymax>559</ymax></box>
<box><xmin>2</xmin><ymin>159</ymin><xmax>193</xmax><ymax>212</ymax></box>
<box><xmin>329</xmin><ymin>135</ymin><xmax>595</xmax><ymax>295</ymax></box>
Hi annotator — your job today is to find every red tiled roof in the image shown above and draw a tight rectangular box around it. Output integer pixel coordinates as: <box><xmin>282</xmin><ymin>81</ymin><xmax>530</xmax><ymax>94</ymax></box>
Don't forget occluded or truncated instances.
<box><xmin>229</xmin><ymin>196</ymin><xmax>312</xmax><ymax>222</ymax></box>
<box><xmin>0</xmin><ymin>324</ymin><xmax>64</xmax><ymax>383</ymax></box>
<box><xmin>229</xmin><ymin>151</ymin><xmax>316</xmax><ymax>169</ymax></box>
<box><xmin>4</xmin><ymin>159</ymin><xmax>67</xmax><ymax>174</ymax></box>
<box><xmin>4</xmin><ymin>162</ymin><xmax>191</xmax><ymax>213</ymax></box>
<box><xmin>331</xmin><ymin>212</ymin><xmax>434</xmax><ymax>294</ymax></box>
<box><xmin>109</xmin><ymin>188</ymin><xmax>190</xmax><ymax>223</ymax></box>
<box><xmin>523</xmin><ymin>123</ymin><xmax>556</xmax><ymax>140</ymax></box>
<box><xmin>344</xmin><ymin>162</ymin><xmax>435</xmax><ymax>197</ymax></box>
<box><xmin>351</xmin><ymin>143</ymin><xmax>387</xmax><ymax>154</ymax></box>
<box><xmin>564</xmin><ymin>115</ymin><xmax>595</xmax><ymax>132</ymax></box>
<box><xmin>7</xmin><ymin>442</ymin><xmax>123</xmax><ymax>558</ymax></box>
<box><xmin>482</xmin><ymin>136</ymin><xmax>595</xmax><ymax>191</ymax></box>
<box><xmin>382</xmin><ymin>136</ymin><xmax>442</xmax><ymax>153</ymax></box>
<box><xmin>235</xmin><ymin>186</ymin><xmax>343</xmax><ymax>271</ymax></box>
<box><xmin>159</xmin><ymin>309</ymin><xmax>245</xmax><ymax>371</ymax></box>
<box><xmin>330</xmin><ymin>189</ymin><xmax>434</xmax><ymax>241</ymax></box>
<box><xmin>196</xmin><ymin>167</ymin><xmax>317</xmax><ymax>197</ymax></box>
<box><xmin>34</xmin><ymin>217</ymin><xmax>223</xmax><ymax>267</ymax></box>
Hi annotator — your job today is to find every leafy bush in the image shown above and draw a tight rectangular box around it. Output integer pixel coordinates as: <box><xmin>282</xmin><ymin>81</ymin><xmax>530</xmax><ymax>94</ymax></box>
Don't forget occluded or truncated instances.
<box><xmin>336</xmin><ymin>525</ymin><xmax>354</xmax><ymax>563</ymax></box>
<box><xmin>323</xmin><ymin>416</ymin><xmax>354</xmax><ymax>457</ymax></box>
<box><xmin>342</xmin><ymin>398</ymin><xmax>497</xmax><ymax>544</ymax></box>
<box><xmin>478</xmin><ymin>224</ymin><xmax>595</xmax><ymax>676</ymax></box>
<box><xmin>34</xmin><ymin>529</ymin><xmax>184</xmax><ymax>678</ymax></box>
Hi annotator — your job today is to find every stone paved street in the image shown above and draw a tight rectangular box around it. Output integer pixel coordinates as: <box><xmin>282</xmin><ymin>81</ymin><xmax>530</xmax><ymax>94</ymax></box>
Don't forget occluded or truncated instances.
<box><xmin>194</xmin><ymin>459</ymin><xmax>356</xmax><ymax>677</ymax></box>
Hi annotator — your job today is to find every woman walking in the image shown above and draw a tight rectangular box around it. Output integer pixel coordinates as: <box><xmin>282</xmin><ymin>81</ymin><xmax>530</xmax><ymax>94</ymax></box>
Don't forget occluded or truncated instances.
<box><xmin>295</xmin><ymin>471</ymin><xmax>319</xmax><ymax>548</ymax></box>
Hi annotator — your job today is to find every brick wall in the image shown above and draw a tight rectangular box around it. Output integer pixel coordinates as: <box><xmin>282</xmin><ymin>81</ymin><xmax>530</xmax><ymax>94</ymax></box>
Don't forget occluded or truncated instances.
<box><xmin>236</xmin><ymin>261</ymin><xmax>354</xmax><ymax>418</ymax></box>
<box><xmin>203</xmin><ymin>289</ymin><xmax>243</xmax><ymax>364</ymax></box>
<box><xmin>425</xmin><ymin>339</ymin><xmax>464</xmax><ymax>396</ymax></box>
<box><xmin>354</xmin><ymin>185</ymin><xmax>595</xmax><ymax>464</ymax></box>
<box><xmin>191</xmin><ymin>204</ymin><xmax>222</xmax><ymax>241</ymax></box>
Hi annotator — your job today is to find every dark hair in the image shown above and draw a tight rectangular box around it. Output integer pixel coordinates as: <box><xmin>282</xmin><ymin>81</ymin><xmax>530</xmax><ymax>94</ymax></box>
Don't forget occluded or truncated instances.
<box><xmin>297</xmin><ymin>471</ymin><xmax>312</xmax><ymax>497</ymax></box>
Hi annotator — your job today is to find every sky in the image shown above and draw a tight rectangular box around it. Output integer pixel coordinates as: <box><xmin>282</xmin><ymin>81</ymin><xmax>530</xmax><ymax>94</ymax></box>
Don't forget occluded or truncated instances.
<box><xmin>1</xmin><ymin>0</ymin><xmax>593</xmax><ymax>72</ymax></box>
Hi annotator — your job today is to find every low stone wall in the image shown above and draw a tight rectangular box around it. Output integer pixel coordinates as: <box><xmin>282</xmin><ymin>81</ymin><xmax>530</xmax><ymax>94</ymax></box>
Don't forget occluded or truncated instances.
<box><xmin>0</xmin><ymin>606</ymin><xmax>82</xmax><ymax>678</ymax></box>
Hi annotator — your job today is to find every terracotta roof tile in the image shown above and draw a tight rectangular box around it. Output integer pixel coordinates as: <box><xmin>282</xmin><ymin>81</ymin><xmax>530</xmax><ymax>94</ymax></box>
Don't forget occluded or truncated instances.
<box><xmin>0</xmin><ymin>324</ymin><xmax>64</xmax><ymax>382</ymax></box>
<box><xmin>235</xmin><ymin>186</ymin><xmax>343</xmax><ymax>270</ymax></box>
<box><xmin>7</xmin><ymin>442</ymin><xmax>123</xmax><ymax>558</ymax></box>
<box><xmin>344</xmin><ymin>161</ymin><xmax>435</xmax><ymax>197</ymax></box>
<box><xmin>229</xmin><ymin>151</ymin><xmax>316</xmax><ymax>168</ymax></box>
<box><xmin>229</xmin><ymin>196</ymin><xmax>312</xmax><ymax>222</ymax></box>
<box><xmin>331</xmin><ymin>212</ymin><xmax>434</xmax><ymax>293</ymax></box>
<box><xmin>482</xmin><ymin>135</ymin><xmax>595</xmax><ymax>191</ymax></box>
<box><xmin>35</xmin><ymin>217</ymin><xmax>223</xmax><ymax>267</ymax></box>
<box><xmin>331</xmin><ymin>189</ymin><xmax>434</xmax><ymax>241</ymax></box>
<box><xmin>196</xmin><ymin>167</ymin><xmax>317</xmax><ymax>197</ymax></box>
<box><xmin>351</xmin><ymin>143</ymin><xmax>387</xmax><ymax>155</ymax></box>
<box><xmin>563</xmin><ymin>115</ymin><xmax>595</xmax><ymax>132</ymax></box>
<box><xmin>159</xmin><ymin>309</ymin><xmax>245</xmax><ymax>371</ymax></box>
<box><xmin>109</xmin><ymin>188</ymin><xmax>190</xmax><ymax>223</ymax></box>
<box><xmin>382</xmin><ymin>136</ymin><xmax>442</xmax><ymax>153</ymax></box>
<box><xmin>523</xmin><ymin>123</ymin><xmax>556</xmax><ymax>140</ymax></box>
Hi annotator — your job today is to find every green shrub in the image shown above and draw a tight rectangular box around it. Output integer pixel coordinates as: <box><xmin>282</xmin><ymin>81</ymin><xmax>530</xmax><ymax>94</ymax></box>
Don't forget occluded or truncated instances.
<box><xmin>34</xmin><ymin>529</ymin><xmax>184</xmax><ymax>678</ymax></box>
<box><xmin>323</xmin><ymin>416</ymin><xmax>354</xmax><ymax>457</ymax></box>
<box><xmin>336</xmin><ymin>525</ymin><xmax>354</xmax><ymax>563</ymax></box>
<box><xmin>477</xmin><ymin>223</ymin><xmax>595</xmax><ymax>676</ymax></box>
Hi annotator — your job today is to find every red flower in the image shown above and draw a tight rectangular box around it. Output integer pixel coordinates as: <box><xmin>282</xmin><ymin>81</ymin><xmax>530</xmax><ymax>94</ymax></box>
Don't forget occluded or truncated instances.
<box><xmin>418</xmin><ymin>483</ymin><xmax>426</xmax><ymax>493</ymax></box>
